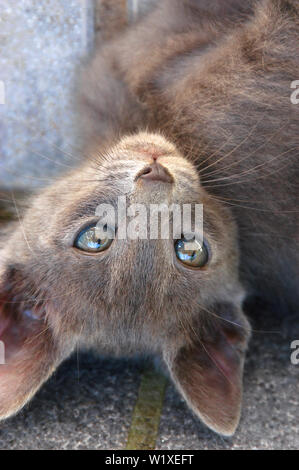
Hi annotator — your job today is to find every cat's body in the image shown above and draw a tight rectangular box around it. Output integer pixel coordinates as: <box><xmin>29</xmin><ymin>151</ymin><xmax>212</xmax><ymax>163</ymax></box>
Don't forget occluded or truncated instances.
<box><xmin>79</xmin><ymin>0</ymin><xmax>299</xmax><ymax>314</ymax></box>
<box><xmin>0</xmin><ymin>0</ymin><xmax>298</xmax><ymax>436</ymax></box>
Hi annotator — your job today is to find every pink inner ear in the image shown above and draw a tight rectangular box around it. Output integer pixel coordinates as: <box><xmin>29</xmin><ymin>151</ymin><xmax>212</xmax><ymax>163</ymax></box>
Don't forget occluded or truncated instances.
<box><xmin>204</xmin><ymin>335</ymin><xmax>241</xmax><ymax>383</ymax></box>
<box><xmin>0</xmin><ymin>315</ymin><xmax>10</xmax><ymax>338</ymax></box>
<box><xmin>0</xmin><ymin>271</ymin><xmax>70</xmax><ymax>420</ymax></box>
<box><xmin>0</xmin><ymin>301</ymin><xmax>45</xmax><ymax>363</ymax></box>
<box><xmin>164</xmin><ymin>324</ymin><xmax>247</xmax><ymax>436</ymax></box>
<box><xmin>0</xmin><ymin>296</ymin><xmax>61</xmax><ymax>420</ymax></box>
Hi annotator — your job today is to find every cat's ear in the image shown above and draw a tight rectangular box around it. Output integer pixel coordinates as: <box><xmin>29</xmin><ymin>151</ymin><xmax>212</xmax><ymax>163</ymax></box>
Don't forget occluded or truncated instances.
<box><xmin>163</xmin><ymin>302</ymin><xmax>250</xmax><ymax>436</ymax></box>
<box><xmin>0</xmin><ymin>265</ymin><xmax>71</xmax><ymax>420</ymax></box>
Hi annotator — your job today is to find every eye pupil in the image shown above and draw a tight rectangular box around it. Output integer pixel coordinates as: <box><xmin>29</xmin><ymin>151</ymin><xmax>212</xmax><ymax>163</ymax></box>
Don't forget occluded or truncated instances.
<box><xmin>74</xmin><ymin>224</ymin><xmax>113</xmax><ymax>253</ymax></box>
<box><xmin>175</xmin><ymin>238</ymin><xmax>209</xmax><ymax>268</ymax></box>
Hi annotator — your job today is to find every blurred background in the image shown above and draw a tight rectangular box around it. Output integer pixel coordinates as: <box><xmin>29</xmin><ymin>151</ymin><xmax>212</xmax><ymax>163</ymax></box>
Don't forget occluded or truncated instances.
<box><xmin>0</xmin><ymin>0</ymin><xmax>155</xmax><ymax>191</ymax></box>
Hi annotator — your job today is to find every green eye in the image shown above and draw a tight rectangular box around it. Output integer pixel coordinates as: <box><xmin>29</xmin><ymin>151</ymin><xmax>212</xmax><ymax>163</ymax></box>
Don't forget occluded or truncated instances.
<box><xmin>74</xmin><ymin>224</ymin><xmax>113</xmax><ymax>253</ymax></box>
<box><xmin>175</xmin><ymin>238</ymin><xmax>209</xmax><ymax>268</ymax></box>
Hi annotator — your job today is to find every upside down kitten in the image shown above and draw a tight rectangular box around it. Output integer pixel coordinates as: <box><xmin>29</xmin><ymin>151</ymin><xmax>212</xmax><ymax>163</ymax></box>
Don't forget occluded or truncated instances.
<box><xmin>0</xmin><ymin>0</ymin><xmax>298</xmax><ymax>436</ymax></box>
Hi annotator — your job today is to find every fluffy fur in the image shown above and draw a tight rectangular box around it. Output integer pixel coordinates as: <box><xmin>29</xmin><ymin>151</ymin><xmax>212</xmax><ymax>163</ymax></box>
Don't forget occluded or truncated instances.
<box><xmin>0</xmin><ymin>0</ymin><xmax>298</xmax><ymax>435</ymax></box>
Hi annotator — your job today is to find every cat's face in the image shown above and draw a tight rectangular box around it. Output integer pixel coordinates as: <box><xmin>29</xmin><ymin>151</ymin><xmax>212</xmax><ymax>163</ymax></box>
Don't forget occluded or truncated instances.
<box><xmin>0</xmin><ymin>133</ymin><xmax>250</xmax><ymax>435</ymax></box>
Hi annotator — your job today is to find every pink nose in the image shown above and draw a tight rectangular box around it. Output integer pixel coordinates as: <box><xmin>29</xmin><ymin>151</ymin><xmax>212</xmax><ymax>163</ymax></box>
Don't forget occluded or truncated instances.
<box><xmin>137</xmin><ymin>162</ymin><xmax>173</xmax><ymax>184</ymax></box>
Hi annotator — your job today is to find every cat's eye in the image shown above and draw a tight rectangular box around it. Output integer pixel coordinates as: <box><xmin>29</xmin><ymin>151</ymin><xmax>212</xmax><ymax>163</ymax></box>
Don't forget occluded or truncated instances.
<box><xmin>175</xmin><ymin>237</ymin><xmax>209</xmax><ymax>268</ymax></box>
<box><xmin>74</xmin><ymin>224</ymin><xmax>113</xmax><ymax>253</ymax></box>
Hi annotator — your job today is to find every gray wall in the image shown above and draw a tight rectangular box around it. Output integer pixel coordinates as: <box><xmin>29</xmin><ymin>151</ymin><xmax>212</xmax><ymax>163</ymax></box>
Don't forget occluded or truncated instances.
<box><xmin>0</xmin><ymin>0</ymin><xmax>154</xmax><ymax>190</ymax></box>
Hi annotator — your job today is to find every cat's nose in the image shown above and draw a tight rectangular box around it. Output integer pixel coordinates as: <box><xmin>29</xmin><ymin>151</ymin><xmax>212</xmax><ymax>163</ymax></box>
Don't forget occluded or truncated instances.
<box><xmin>136</xmin><ymin>162</ymin><xmax>173</xmax><ymax>184</ymax></box>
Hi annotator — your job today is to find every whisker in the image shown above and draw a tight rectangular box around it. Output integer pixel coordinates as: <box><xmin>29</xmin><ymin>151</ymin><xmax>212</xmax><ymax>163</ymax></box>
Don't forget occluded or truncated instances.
<box><xmin>2</xmin><ymin>285</ymin><xmax>84</xmax><ymax>305</ymax></box>
<box><xmin>200</xmin><ymin>339</ymin><xmax>236</xmax><ymax>387</ymax></box>
<box><xmin>202</xmin><ymin>121</ymin><xmax>291</xmax><ymax>179</ymax></box>
<box><xmin>209</xmin><ymin>194</ymin><xmax>299</xmax><ymax>213</ymax></box>
<box><xmin>10</xmin><ymin>190</ymin><xmax>36</xmax><ymax>257</ymax></box>
<box><xmin>0</xmin><ymin>166</ymin><xmax>56</xmax><ymax>184</ymax></box>
<box><xmin>5</xmin><ymin>114</ymin><xmax>84</xmax><ymax>162</ymax></box>
<box><xmin>28</xmin><ymin>149</ymin><xmax>76</xmax><ymax>169</ymax></box>
<box><xmin>0</xmin><ymin>198</ymin><xmax>14</xmax><ymax>203</ymax></box>
<box><xmin>198</xmin><ymin>115</ymin><xmax>266</xmax><ymax>175</ymax></box>
<box><xmin>198</xmin><ymin>303</ymin><xmax>281</xmax><ymax>335</ymax></box>
<box><xmin>177</xmin><ymin>309</ymin><xmax>235</xmax><ymax>387</ymax></box>
<box><xmin>76</xmin><ymin>345</ymin><xmax>80</xmax><ymax>383</ymax></box>
<box><xmin>183</xmin><ymin>109</ymin><xmax>254</xmax><ymax>168</ymax></box>
<box><xmin>202</xmin><ymin>147</ymin><xmax>296</xmax><ymax>188</ymax></box>
<box><xmin>26</xmin><ymin>324</ymin><xmax>52</xmax><ymax>344</ymax></box>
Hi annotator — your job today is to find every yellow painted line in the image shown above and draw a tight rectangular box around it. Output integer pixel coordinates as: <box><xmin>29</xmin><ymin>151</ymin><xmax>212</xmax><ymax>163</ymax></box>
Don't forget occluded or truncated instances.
<box><xmin>126</xmin><ymin>367</ymin><xmax>168</xmax><ymax>450</ymax></box>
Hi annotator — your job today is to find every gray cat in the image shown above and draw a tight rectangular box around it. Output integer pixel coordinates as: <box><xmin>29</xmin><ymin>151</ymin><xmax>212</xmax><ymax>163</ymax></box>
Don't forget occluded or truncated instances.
<box><xmin>0</xmin><ymin>0</ymin><xmax>298</xmax><ymax>435</ymax></box>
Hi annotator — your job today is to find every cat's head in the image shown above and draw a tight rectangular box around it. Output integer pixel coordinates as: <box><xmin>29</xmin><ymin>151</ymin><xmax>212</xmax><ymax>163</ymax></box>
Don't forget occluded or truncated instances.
<box><xmin>0</xmin><ymin>132</ymin><xmax>250</xmax><ymax>435</ymax></box>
